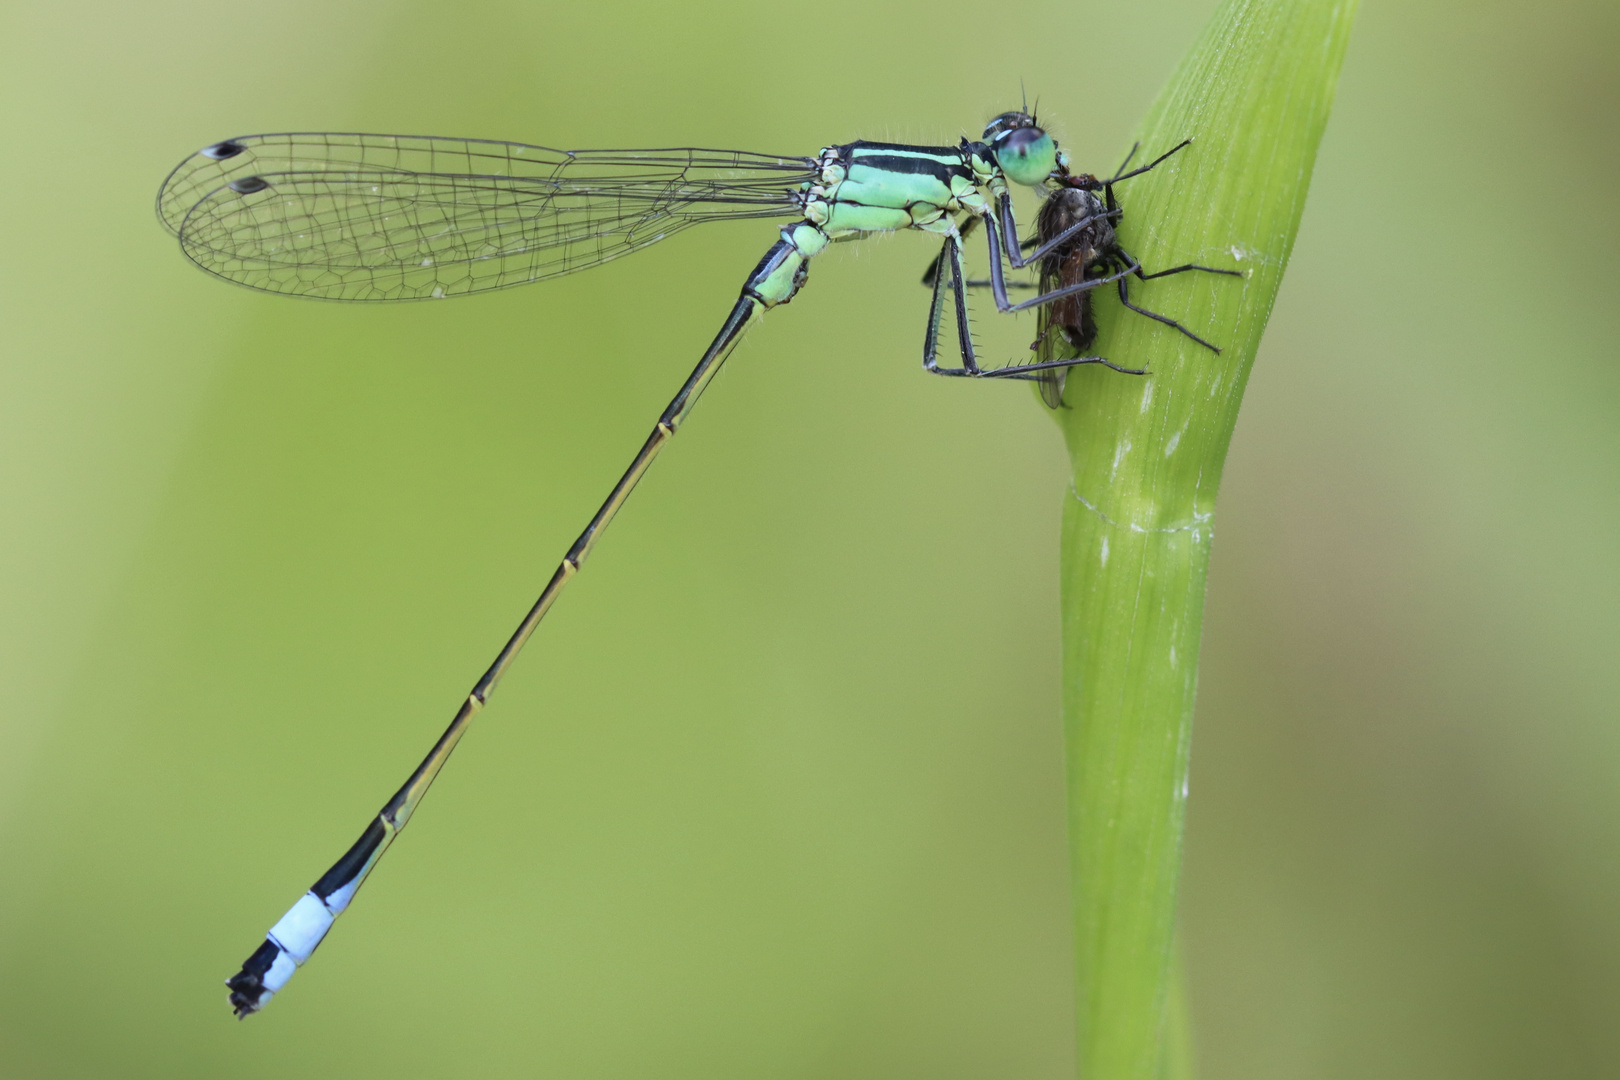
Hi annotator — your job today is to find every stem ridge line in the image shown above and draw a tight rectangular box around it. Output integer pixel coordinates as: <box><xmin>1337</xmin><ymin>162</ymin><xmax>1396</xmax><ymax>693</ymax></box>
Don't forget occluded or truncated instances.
<box><xmin>1068</xmin><ymin>483</ymin><xmax>1214</xmax><ymax>535</ymax></box>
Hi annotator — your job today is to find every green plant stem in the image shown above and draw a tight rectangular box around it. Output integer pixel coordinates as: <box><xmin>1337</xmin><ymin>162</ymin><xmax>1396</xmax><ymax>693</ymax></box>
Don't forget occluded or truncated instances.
<box><xmin>1054</xmin><ymin>2</ymin><xmax>1358</xmax><ymax>1077</ymax></box>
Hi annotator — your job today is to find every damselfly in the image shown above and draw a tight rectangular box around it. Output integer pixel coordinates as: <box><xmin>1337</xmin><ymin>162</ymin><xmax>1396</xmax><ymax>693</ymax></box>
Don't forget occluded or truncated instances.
<box><xmin>156</xmin><ymin>110</ymin><xmax>1231</xmax><ymax>1017</ymax></box>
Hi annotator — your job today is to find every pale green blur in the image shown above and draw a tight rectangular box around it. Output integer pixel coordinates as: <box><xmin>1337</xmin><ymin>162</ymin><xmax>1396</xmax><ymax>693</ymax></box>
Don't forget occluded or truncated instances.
<box><xmin>0</xmin><ymin>1</ymin><xmax>1615</xmax><ymax>1078</ymax></box>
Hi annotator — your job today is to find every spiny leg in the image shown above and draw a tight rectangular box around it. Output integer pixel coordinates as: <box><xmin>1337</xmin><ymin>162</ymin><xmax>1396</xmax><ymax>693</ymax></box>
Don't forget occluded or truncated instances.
<box><xmin>920</xmin><ymin>215</ymin><xmax>978</xmax><ymax>288</ymax></box>
<box><xmin>930</xmin><ymin>349</ymin><xmax>1146</xmax><ymax>383</ymax></box>
<box><xmin>918</xmin><ymin>214</ymin><xmax>1153</xmax><ymax>381</ymax></box>
<box><xmin>965</xmin><ymin>278</ymin><xmax>1036</xmax><ymax>291</ymax></box>
<box><xmin>921</xmin><ymin>233</ymin><xmax>980</xmax><ymax>376</ymax></box>
<box><xmin>1027</xmin><ymin>323</ymin><xmax>1146</xmax><ymax>375</ymax></box>
<box><xmin>225</xmin><ymin>289</ymin><xmax>763</xmax><ymax>1018</ymax></box>
<box><xmin>977</xmin><ymin>354</ymin><xmax>1147</xmax><ymax>380</ymax></box>
<box><xmin>921</xmin><ymin>214</ymin><xmax>1038</xmax><ymax>291</ymax></box>
<box><xmin>921</xmin><ymin>234</ymin><xmax>1142</xmax><ymax>382</ymax></box>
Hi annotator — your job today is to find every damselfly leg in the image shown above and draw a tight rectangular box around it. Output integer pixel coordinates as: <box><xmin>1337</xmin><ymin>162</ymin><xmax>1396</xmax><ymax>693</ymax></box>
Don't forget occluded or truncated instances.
<box><xmin>922</xmin><ymin>228</ymin><xmax>1146</xmax><ymax>381</ymax></box>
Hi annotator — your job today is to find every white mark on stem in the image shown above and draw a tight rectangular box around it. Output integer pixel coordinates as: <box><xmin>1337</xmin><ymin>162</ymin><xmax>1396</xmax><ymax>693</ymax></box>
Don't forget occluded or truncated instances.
<box><xmin>1069</xmin><ymin>485</ymin><xmax>1214</xmax><ymax>535</ymax></box>
<box><xmin>1110</xmin><ymin>440</ymin><xmax>1132</xmax><ymax>480</ymax></box>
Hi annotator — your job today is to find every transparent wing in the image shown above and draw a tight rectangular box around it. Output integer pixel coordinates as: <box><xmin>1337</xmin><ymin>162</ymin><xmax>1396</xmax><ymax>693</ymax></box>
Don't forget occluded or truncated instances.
<box><xmin>157</xmin><ymin>133</ymin><xmax>818</xmax><ymax>301</ymax></box>
<box><xmin>1033</xmin><ymin>257</ymin><xmax>1067</xmax><ymax>408</ymax></box>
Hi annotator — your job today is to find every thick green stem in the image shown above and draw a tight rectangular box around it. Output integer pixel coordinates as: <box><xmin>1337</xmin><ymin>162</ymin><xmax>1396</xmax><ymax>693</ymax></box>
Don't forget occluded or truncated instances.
<box><xmin>1055</xmin><ymin>2</ymin><xmax>1358</xmax><ymax>1077</ymax></box>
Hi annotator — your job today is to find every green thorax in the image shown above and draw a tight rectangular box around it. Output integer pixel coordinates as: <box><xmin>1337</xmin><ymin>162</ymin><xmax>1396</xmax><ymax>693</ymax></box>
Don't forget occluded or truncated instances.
<box><xmin>802</xmin><ymin>140</ymin><xmax>1001</xmax><ymax>238</ymax></box>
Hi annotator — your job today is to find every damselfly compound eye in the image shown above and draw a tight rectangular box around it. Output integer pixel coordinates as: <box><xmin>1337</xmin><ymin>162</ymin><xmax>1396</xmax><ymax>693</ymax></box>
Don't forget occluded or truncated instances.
<box><xmin>203</xmin><ymin>141</ymin><xmax>246</xmax><ymax>160</ymax></box>
<box><xmin>229</xmin><ymin>176</ymin><xmax>269</xmax><ymax>194</ymax></box>
<box><xmin>995</xmin><ymin>126</ymin><xmax>1057</xmax><ymax>187</ymax></box>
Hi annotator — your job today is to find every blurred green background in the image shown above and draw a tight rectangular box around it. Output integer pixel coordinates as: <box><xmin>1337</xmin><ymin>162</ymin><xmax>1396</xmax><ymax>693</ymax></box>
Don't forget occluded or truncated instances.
<box><xmin>1</xmin><ymin>0</ymin><xmax>1615</xmax><ymax>1076</ymax></box>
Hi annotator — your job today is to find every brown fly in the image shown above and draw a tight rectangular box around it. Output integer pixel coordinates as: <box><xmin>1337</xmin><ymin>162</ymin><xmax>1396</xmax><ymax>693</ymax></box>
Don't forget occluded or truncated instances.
<box><xmin>1030</xmin><ymin>140</ymin><xmax>1242</xmax><ymax>407</ymax></box>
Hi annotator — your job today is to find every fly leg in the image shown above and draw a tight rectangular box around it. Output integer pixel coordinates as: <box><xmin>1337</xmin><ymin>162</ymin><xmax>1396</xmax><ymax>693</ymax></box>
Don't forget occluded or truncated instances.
<box><xmin>1100</xmin><ymin>138</ymin><xmax>1192</xmax><ymax>209</ymax></box>
<box><xmin>1113</xmin><ymin>247</ymin><xmax>1242</xmax><ymax>353</ymax></box>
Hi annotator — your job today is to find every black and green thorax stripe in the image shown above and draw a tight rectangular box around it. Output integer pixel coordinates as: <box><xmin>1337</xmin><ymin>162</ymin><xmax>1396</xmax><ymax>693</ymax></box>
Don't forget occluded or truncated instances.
<box><xmin>800</xmin><ymin>139</ymin><xmax>1001</xmax><ymax>238</ymax></box>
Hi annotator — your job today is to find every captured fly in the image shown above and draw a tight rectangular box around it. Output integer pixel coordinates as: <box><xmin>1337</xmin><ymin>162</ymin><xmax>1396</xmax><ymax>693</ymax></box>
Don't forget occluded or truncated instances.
<box><xmin>1029</xmin><ymin>140</ymin><xmax>1242</xmax><ymax>407</ymax></box>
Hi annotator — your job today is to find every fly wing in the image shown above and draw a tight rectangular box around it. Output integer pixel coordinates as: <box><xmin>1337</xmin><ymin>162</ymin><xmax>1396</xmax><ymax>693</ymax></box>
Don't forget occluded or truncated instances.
<box><xmin>1033</xmin><ymin>256</ymin><xmax>1068</xmax><ymax>409</ymax></box>
<box><xmin>157</xmin><ymin>133</ymin><xmax>817</xmax><ymax>301</ymax></box>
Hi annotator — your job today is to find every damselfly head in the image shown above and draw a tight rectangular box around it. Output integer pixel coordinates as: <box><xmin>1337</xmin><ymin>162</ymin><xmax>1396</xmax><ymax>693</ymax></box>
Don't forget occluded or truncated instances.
<box><xmin>982</xmin><ymin>111</ymin><xmax>1036</xmax><ymax>142</ymax></box>
<box><xmin>984</xmin><ymin>111</ymin><xmax>1058</xmax><ymax>188</ymax></box>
